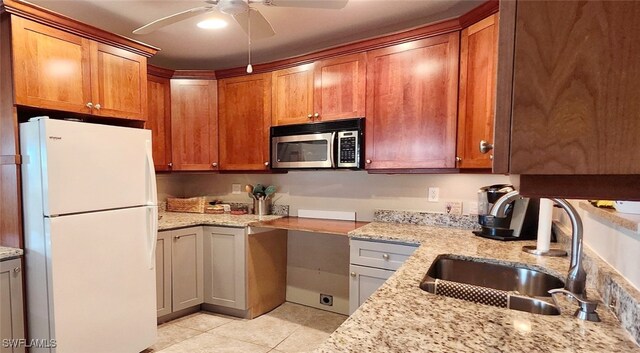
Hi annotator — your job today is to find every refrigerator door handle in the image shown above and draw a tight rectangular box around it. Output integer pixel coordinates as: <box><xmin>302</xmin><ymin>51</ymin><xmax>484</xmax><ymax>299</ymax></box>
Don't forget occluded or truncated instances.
<box><xmin>147</xmin><ymin>206</ymin><xmax>158</xmax><ymax>269</ymax></box>
<box><xmin>145</xmin><ymin>140</ymin><xmax>158</xmax><ymax>206</ymax></box>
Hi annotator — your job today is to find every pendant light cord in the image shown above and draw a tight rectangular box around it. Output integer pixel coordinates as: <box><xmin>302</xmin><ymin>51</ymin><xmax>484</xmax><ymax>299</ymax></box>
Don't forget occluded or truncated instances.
<box><xmin>247</xmin><ymin>8</ymin><xmax>253</xmax><ymax>73</ymax></box>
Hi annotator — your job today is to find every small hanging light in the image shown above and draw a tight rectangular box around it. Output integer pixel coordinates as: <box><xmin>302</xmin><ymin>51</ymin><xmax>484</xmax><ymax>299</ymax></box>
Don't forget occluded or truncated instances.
<box><xmin>246</xmin><ymin>8</ymin><xmax>253</xmax><ymax>74</ymax></box>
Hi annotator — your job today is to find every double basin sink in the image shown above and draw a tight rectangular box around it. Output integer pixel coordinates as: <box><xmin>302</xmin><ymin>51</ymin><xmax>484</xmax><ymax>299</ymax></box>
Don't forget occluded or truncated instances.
<box><xmin>420</xmin><ymin>255</ymin><xmax>564</xmax><ymax>315</ymax></box>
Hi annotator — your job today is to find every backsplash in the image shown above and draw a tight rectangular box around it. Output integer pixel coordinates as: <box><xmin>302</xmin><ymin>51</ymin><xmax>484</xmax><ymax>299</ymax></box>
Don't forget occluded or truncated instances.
<box><xmin>374</xmin><ymin>209</ymin><xmax>480</xmax><ymax>230</ymax></box>
<box><xmin>554</xmin><ymin>223</ymin><xmax>640</xmax><ymax>345</ymax></box>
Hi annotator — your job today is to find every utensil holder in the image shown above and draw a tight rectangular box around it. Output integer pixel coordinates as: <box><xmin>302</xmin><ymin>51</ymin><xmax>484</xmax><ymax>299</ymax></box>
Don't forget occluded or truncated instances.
<box><xmin>253</xmin><ymin>198</ymin><xmax>271</xmax><ymax>216</ymax></box>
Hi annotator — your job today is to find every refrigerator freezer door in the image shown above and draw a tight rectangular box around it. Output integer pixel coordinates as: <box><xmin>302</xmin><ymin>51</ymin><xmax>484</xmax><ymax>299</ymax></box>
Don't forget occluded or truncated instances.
<box><xmin>21</xmin><ymin>118</ymin><xmax>156</xmax><ymax>216</ymax></box>
<box><xmin>43</xmin><ymin>207</ymin><xmax>156</xmax><ymax>353</ymax></box>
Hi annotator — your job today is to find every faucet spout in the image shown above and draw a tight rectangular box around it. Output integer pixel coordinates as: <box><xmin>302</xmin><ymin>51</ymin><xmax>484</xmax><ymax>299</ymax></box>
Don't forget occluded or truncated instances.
<box><xmin>488</xmin><ymin>192</ymin><xmax>587</xmax><ymax>295</ymax></box>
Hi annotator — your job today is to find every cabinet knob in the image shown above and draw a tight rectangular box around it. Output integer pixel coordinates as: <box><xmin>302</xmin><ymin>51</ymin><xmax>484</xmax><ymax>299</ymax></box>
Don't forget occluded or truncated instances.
<box><xmin>479</xmin><ymin>140</ymin><xmax>494</xmax><ymax>154</ymax></box>
<box><xmin>313</xmin><ymin>113</ymin><xmax>320</xmax><ymax>120</ymax></box>
<box><xmin>489</xmin><ymin>155</ymin><xmax>494</xmax><ymax>160</ymax></box>
<box><xmin>212</xmin><ymin>162</ymin><xmax>218</xmax><ymax>167</ymax></box>
<box><xmin>455</xmin><ymin>156</ymin><xmax>462</xmax><ymax>162</ymax></box>
<box><xmin>365</xmin><ymin>159</ymin><xmax>372</xmax><ymax>164</ymax></box>
<box><xmin>86</xmin><ymin>102</ymin><xmax>93</xmax><ymax>109</ymax></box>
<box><xmin>382</xmin><ymin>253</ymin><xmax>390</xmax><ymax>260</ymax></box>
<box><xmin>168</xmin><ymin>162</ymin><xmax>173</xmax><ymax>168</ymax></box>
<box><xmin>264</xmin><ymin>161</ymin><xmax>270</xmax><ymax>166</ymax></box>
<box><xmin>94</xmin><ymin>103</ymin><xmax>101</xmax><ymax>110</ymax></box>
<box><xmin>13</xmin><ymin>267</ymin><xmax>21</xmax><ymax>273</ymax></box>
<box><xmin>350</xmin><ymin>272</ymin><xmax>357</xmax><ymax>277</ymax></box>
<box><xmin>307</xmin><ymin>114</ymin><xmax>313</xmax><ymax>120</ymax></box>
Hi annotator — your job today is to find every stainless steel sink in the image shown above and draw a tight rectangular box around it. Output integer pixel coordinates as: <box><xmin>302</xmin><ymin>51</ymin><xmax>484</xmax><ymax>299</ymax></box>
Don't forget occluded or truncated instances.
<box><xmin>420</xmin><ymin>255</ymin><xmax>564</xmax><ymax>315</ymax></box>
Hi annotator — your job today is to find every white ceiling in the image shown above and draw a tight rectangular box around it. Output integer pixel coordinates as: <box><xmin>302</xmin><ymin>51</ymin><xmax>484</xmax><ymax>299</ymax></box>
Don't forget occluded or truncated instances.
<box><xmin>29</xmin><ymin>0</ymin><xmax>483</xmax><ymax>70</ymax></box>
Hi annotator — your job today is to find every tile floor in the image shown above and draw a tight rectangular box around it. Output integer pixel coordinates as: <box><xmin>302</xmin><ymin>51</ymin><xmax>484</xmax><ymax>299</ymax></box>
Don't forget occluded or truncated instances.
<box><xmin>146</xmin><ymin>303</ymin><xmax>347</xmax><ymax>353</ymax></box>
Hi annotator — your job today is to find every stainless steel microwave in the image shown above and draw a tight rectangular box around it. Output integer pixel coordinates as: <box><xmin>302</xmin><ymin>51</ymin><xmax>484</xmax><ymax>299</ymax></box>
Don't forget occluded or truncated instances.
<box><xmin>270</xmin><ymin>118</ymin><xmax>364</xmax><ymax>170</ymax></box>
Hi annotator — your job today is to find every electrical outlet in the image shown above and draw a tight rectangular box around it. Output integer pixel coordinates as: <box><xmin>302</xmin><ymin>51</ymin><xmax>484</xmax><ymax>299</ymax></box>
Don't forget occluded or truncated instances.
<box><xmin>428</xmin><ymin>187</ymin><xmax>439</xmax><ymax>202</ymax></box>
<box><xmin>445</xmin><ymin>201</ymin><xmax>463</xmax><ymax>215</ymax></box>
<box><xmin>232</xmin><ymin>183</ymin><xmax>242</xmax><ymax>194</ymax></box>
<box><xmin>319</xmin><ymin>294</ymin><xmax>333</xmax><ymax>306</ymax></box>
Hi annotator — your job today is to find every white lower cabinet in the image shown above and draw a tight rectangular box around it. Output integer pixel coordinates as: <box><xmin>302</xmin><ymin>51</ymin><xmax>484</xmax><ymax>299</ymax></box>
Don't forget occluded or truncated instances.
<box><xmin>156</xmin><ymin>227</ymin><xmax>204</xmax><ymax>317</ymax></box>
<box><xmin>203</xmin><ymin>226</ymin><xmax>247</xmax><ymax>310</ymax></box>
<box><xmin>349</xmin><ymin>239</ymin><xmax>417</xmax><ymax>314</ymax></box>
<box><xmin>1</xmin><ymin>258</ymin><xmax>25</xmax><ymax>353</ymax></box>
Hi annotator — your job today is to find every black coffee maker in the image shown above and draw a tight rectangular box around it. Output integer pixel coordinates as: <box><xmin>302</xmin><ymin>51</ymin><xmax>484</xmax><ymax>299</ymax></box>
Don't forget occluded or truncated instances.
<box><xmin>473</xmin><ymin>184</ymin><xmax>540</xmax><ymax>241</ymax></box>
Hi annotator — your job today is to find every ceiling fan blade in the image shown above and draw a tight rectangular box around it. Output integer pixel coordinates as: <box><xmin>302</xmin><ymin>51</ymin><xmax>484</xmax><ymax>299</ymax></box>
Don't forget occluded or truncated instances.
<box><xmin>233</xmin><ymin>9</ymin><xmax>276</xmax><ymax>40</ymax></box>
<box><xmin>264</xmin><ymin>0</ymin><xmax>348</xmax><ymax>9</ymax></box>
<box><xmin>133</xmin><ymin>6</ymin><xmax>214</xmax><ymax>35</ymax></box>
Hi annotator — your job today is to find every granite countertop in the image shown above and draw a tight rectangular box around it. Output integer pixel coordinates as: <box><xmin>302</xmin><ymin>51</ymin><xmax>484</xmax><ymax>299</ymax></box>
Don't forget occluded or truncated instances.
<box><xmin>316</xmin><ymin>222</ymin><xmax>640</xmax><ymax>352</ymax></box>
<box><xmin>158</xmin><ymin>211</ymin><xmax>284</xmax><ymax>230</ymax></box>
<box><xmin>0</xmin><ymin>246</ymin><xmax>23</xmax><ymax>261</ymax></box>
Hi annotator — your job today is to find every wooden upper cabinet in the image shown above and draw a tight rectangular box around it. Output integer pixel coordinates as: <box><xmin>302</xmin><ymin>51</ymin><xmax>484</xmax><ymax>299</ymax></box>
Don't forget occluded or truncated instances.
<box><xmin>218</xmin><ymin>74</ymin><xmax>272</xmax><ymax>171</ymax></box>
<box><xmin>147</xmin><ymin>74</ymin><xmax>172</xmax><ymax>171</ymax></box>
<box><xmin>10</xmin><ymin>16</ymin><xmax>148</xmax><ymax>121</ymax></box>
<box><xmin>170</xmin><ymin>79</ymin><xmax>218</xmax><ymax>171</ymax></box>
<box><xmin>90</xmin><ymin>42</ymin><xmax>147</xmax><ymax>120</ymax></box>
<box><xmin>271</xmin><ymin>54</ymin><xmax>366</xmax><ymax>126</ymax></box>
<box><xmin>498</xmin><ymin>1</ymin><xmax>640</xmax><ymax>175</ymax></box>
<box><xmin>272</xmin><ymin>64</ymin><xmax>314</xmax><ymax>126</ymax></box>
<box><xmin>365</xmin><ymin>33</ymin><xmax>460</xmax><ymax>170</ymax></box>
<box><xmin>456</xmin><ymin>14</ymin><xmax>498</xmax><ymax>169</ymax></box>
<box><xmin>313</xmin><ymin>53</ymin><xmax>366</xmax><ymax>122</ymax></box>
<box><xmin>11</xmin><ymin>16</ymin><xmax>92</xmax><ymax>114</ymax></box>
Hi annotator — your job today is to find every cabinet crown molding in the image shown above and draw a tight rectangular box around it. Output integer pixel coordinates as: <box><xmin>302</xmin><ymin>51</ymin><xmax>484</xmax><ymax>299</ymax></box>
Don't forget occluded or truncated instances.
<box><xmin>2</xmin><ymin>0</ymin><xmax>158</xmax><ymax>57</ymax></box>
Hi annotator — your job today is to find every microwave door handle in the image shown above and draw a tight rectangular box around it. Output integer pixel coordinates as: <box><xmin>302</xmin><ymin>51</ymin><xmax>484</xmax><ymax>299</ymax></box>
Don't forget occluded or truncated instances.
<box><xmin>329</xmin><ymin>132</ymin><xmax>337</xmax><ymax>168</ymax></box>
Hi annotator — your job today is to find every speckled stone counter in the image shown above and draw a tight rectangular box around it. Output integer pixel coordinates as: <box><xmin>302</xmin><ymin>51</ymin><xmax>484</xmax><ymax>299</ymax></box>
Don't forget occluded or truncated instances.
<box><xmin>158</xmin><ymin>211</ymin><xmax>283</xmax><ymax>230</ymax></box>
<box><xmin>316</xmin><ymin>222</ymin><xmax>640</xmax><ymax>352</ymax></box>
<box><xmin>0</xmin><ymin>246</ymin><xmax>23</xmax><ymax>261</ymax></box>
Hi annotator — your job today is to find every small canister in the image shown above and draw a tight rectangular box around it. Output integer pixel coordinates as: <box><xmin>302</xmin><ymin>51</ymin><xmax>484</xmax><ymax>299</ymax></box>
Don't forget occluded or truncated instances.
<box><xmin>253</xmin><ymin>198</ymin><xmax>272</xmax><ymax>216</ymax></box>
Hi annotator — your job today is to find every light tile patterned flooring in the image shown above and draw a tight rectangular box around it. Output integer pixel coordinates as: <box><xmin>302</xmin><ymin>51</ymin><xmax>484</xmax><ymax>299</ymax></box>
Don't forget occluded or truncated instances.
<box><xmin>147</xmin><ymin>303</ymin><xmax>347</xmax><ymax>353</ymax></box>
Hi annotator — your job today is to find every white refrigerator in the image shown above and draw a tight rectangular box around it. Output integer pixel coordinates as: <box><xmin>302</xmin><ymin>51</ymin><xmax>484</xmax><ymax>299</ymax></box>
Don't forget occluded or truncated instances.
<box><xmin>20</xmin><ymin>117</ymin><xmax>158</xmax><ymax>353</ymax></box>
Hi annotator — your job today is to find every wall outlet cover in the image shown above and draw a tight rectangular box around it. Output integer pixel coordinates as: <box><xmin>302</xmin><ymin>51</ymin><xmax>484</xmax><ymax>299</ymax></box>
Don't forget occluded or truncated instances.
<box><xmin>428</xmin><ymin>187</ymin><xmax>439</xmax><ymax>202</ymax></box>
<box><xmin>445</xmin><ymin>201</ymin><xmax>463</xmax><ymax>215</ymax></box>
<box><xmin>232</xmin><ymin>183</ymin><xmax>242</xmax><ymax>194</ymax></box>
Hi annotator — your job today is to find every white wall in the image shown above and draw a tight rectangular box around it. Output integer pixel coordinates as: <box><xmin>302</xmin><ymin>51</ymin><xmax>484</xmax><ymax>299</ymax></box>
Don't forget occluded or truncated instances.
<box><xmin>558</xmin><ymin>202</ymin><xmax>640</xmax><ymax>291</ymax></box>
<box><xmin>172</xmin><ymin>171</ymin><xmax>512</xmax><ymax>221</ymax></box>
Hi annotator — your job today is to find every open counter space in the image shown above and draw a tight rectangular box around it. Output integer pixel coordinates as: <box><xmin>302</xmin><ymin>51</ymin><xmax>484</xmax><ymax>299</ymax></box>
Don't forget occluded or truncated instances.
<box><xmin>158</xmin><ymin>212</ymin><xmax>284</xmax><ymax>230</ymax></box>
<box><xmin>316</xmin><ymin>222</ymin><xmax>640</xmax><ymax>353</ymax></box>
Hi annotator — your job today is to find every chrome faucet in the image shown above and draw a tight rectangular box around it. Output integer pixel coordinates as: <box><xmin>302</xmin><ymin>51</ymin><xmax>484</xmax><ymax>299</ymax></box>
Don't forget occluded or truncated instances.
<box><xmin>489</xmin><ymin>192</ymin><xmax>586</xmax><ymax>295</ymax></box>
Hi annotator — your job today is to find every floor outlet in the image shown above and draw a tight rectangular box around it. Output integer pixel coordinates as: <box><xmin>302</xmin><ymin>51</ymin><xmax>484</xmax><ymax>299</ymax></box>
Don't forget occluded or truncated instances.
<box><xmin>428</xmin><ymin>187</ymin><xmax>440</xmax><ymax>202</ymax></box>
<box><xmin>445</xmin><ymin>201</ymin><xmax>463</xmax><ymax>215</ymax></box>
<box><xmin>319</xmin><ymin>294</ymin><xmax>333</xmax><ymax>306</ymax></box>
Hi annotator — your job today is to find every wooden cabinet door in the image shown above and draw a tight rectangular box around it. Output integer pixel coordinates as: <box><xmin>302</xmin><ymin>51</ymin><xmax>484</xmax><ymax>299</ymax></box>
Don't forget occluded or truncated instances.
<box><xmin>218</xmin><ymin>74</ymin><xmax>272</xmax><ymax>171</ymax></box>
<box><xmin>365</xmin><ymin>33</ymin><xmax>460</xmax><ymax>170</ymax></box>
<box><xmin>0</xmin><ymin>258</ymin><xmax>25</xmax><ymax>353</ymax></box>
<box><xmin>348</xmin><ymin>264</ymin><xmax>393</xmax><ymax>315</ymax></box>
<box><xmin>90</xmin><ymin>42</ymin><xmax>147</xmax><ymax>120</ymax></box>
<box><xmin>11</xmin><ymin>16</ymin><xmax>92</xmax><ymax>114</ymax></box>
<box><xmin>147</xmin><ymin>75</ymin><xmax>172</xmax><ymax>171</ymax></box>
<box><xmin>170</xmin><ymin>79</ymin><xmax>218</xmax><ymax>171</ymax></box>
<box><xmin>156</xmin><ymin>231</ymin><xmax>172</xmax><ymax>317</ymax></box>
<box><xmin>203</xmin><ymin>226</ymin><xmax>247</xmax><ymax>310</ymax></box>
<box><xmin>506</xmin><ymin>1</ymin><xmax>640</xmax><ymax>175</ymax></box>
<box><xmin>272</xmin><ymin>64</ymin><xmax>314</xmax><ymax>126</ymax></box>
<box><xmin>457</xmin><ymin>14</ymin><xmax>498</xmax><ymax>169</ymax></box>
<box><xmin>314</xmin><ymin>53</ymin><xmax>366</xmax><ymax>122</ymax></box>
<box><xmin>171</xmin><ymin>227</ymin><xmax>204</xmax><ymax>312</ymax></box>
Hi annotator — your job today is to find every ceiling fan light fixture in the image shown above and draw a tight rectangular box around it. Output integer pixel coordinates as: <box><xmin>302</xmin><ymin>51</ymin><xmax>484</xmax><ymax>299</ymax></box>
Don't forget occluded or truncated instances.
<box><xmin>197</xmin><ymin>18</ymin><xmax>228</xmax><ymax>29</ymax></box>
<box><xmin>218</xmin><ymin>0</ymin><xmax>250</xmax><ymax>15</ymax></box>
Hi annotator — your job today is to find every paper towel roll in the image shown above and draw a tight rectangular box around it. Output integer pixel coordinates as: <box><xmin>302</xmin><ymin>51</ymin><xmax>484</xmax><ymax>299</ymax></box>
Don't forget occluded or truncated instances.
<box><xmin>536</xmin><ymin>198</ymin><xmax>554</xmax><ymax>252</ymax></box>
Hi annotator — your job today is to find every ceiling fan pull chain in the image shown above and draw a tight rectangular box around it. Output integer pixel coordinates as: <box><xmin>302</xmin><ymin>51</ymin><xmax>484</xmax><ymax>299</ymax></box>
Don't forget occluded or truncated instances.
<box><xmin>246</xmin><ymin>8</ymin><xmax>253</xmax><ymax>74</ymax></box>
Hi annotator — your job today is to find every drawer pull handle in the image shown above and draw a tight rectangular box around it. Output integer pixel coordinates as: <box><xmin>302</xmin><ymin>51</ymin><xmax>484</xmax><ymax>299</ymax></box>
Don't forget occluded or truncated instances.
<box><xmin>350</xmin><ymin>272</ymin><xmax>357</xmax><ymax>277</ymax></box>
<box><xmin>13</xmin><ymin>267</ymin><xmax>21</xmax><ymax>273</ymax></box>
<box><xmin>382</xmin><ymin>253</ymin><xmax>390</xmax><ymax>260</ymax></box>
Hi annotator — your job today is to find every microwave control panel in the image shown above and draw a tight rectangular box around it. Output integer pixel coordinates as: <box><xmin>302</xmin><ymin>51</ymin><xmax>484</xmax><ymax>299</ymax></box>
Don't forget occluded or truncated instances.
<box><xmin>337</xmin><ymin>131</ymin><xmax>359</xmax><ymax>168</ymax></box>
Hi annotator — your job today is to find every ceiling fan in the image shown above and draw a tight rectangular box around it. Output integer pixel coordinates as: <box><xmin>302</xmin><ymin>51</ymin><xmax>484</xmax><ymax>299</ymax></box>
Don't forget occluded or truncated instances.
<box><xmin>132</xmin><ymin>0</ymin><xmax>349</xmax><ymax>39</ymax></box>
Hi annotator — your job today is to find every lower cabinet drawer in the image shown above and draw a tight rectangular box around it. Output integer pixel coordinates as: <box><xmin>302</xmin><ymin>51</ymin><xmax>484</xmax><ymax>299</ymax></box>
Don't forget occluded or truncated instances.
<box><xmin>349</xmin><ymin>239</ymin><xmax>417</xmax><ymax>271</ymax></box>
